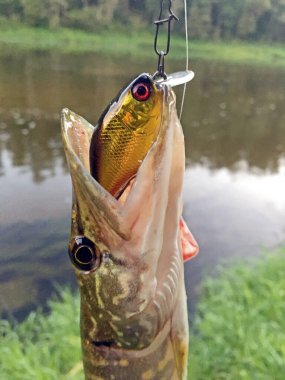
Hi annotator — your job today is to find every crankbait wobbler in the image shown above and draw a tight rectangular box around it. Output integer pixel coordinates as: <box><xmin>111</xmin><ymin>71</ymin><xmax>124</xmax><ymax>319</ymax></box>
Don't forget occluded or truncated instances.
<box><xmin>90</xmin><ymin>73</ymin><xmax>163</xmax><ymax>198</ymax></box>
<box><xmin>89</xmin><ymin>70</ymin><xmax>194</xmax><ymax>200</ymax></box>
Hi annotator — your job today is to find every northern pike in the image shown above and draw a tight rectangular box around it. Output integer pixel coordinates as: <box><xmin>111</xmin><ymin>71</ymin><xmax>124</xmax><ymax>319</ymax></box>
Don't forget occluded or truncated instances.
<box><xmin>61</xmin><ymin>73</ymin><xmax>198</xmax><ymax>380</ymax></box>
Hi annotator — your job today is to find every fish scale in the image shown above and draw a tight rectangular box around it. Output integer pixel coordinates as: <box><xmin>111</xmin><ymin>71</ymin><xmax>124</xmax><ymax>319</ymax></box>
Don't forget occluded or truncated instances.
<box><xmin>94</xmin><ymin>123</ymin><xmax>137</xmax><ymax>195</ymax></box>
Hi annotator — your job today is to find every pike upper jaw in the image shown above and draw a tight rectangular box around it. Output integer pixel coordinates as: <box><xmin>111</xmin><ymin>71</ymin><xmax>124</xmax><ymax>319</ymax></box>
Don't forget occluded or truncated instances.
<box><xmin>61</xmin><ymin>88</ymin><xmax>185</xmax><ymax>302</ymax></box>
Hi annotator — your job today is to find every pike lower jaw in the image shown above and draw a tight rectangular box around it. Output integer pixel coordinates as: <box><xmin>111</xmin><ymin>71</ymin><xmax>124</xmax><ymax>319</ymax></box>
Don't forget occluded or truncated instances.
<box><xmin>69</xmin><ymin>236</ymin><xmax>99</xmax><ymax>272</ymax></box>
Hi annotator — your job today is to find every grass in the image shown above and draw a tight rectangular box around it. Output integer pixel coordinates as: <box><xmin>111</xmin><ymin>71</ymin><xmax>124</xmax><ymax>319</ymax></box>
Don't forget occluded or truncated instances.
<box><xmin>189</xmin><ymin>40</ymin><xmax>285</xmax><ymax>68</ymax></box>
<box><xmin>0</xmin><ymin>23</ymin><xmax>185</xmax><ymax>58</ymax></box>
<box><xmin>1</xmin><ymin>250</ymin><xmax>285</xmax><ymax>379</ymax></box>
<box><xmin>188</xmin><ymin>249</ymin><xmax>285</xmax><ymax>379</ymax></box>
<box><xmin>0</xmin><ymin>288</ymin><xmax>83</xmax><ymax>380</ymax></box>
<box><xmin>0</xmin><ymin>23</ymin><xmax>285</xmax><ymax>68</ymax></box>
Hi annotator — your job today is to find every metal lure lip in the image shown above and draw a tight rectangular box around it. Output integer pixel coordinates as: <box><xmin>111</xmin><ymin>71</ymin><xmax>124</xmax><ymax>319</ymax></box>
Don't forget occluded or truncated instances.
<box><xmin>154</xmin><ymin>70</ymin><xmax>195</xmax><ymax>88</ymax></box>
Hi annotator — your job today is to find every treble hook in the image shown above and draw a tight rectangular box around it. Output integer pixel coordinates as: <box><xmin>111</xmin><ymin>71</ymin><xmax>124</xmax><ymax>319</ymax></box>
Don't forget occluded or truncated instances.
<box><xmin>153</xmin><ymin>0</ymin><xmax>179</xmax><ymax>80</ymax></box>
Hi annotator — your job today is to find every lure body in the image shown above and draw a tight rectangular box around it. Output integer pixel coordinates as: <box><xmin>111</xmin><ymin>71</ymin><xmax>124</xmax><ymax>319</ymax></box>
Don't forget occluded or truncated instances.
<box><xmin>90</xmin><ymin>74</ymin><xmax>163</xmax><ymax>197</ymax></box>
<box><xmin>61</xmin><ymin>75</ymin><xmax>198</xmax><ymax>380</ymax></box>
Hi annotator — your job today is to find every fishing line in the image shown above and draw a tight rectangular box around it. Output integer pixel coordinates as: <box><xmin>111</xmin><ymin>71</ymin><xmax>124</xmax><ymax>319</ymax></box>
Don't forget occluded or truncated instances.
<box><xmin>179</xmin><ymin>0</ymin><xmax>189</xmax><ymax>120</ymax></box>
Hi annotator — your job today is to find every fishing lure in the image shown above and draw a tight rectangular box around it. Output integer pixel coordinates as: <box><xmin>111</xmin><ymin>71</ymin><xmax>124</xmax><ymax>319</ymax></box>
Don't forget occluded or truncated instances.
<box><xmin>89</xmin><ymin>71</ymin><xmax>194</xmax><ymax>199</ymax></box>
<box><xmin>89</xmin><ymin>73</ymin><xmax>163</xmax><ymax>198</ymax></box>
<box><xmin>61</xmin><ymin>1</ymin><xmax>198</xmax><ymax>379</ymax></box>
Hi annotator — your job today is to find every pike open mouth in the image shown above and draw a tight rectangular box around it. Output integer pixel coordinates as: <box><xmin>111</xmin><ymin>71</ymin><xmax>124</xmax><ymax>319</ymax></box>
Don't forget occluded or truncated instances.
<box><xmin>61</xmin><ymin>102</ymin><xmax>198</xmax><ymax>262</ymax></box>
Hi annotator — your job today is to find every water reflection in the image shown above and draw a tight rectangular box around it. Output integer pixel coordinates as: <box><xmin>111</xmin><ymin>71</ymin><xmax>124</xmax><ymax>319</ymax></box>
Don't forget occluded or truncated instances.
<box><xmin>0</xmin><ymin>217</ymin><xmax>74</xmax><ymax>318</ymax></box>
<box><xmin>0</xmin><ymin>109</ymin><xmax>64</xmax><ymax>183</ymax></box>
<box><xmin>0</xmin><ymin>51</ymin><xmax>285</xmax><ymax>182</ymax></box>
<box><xmin>183</xmin><ymin>162</ymin><xmax>285</xmax><ymax>314</ymax></box>
<box><xmin>0</xmin><ymin>50</ymin><xmax>284</xmax><ymax>318</ymax></box>
<box><xmin>185</xmin><ymin>64</ymin><xmax>285</xmax><ymax>173</ymax></box>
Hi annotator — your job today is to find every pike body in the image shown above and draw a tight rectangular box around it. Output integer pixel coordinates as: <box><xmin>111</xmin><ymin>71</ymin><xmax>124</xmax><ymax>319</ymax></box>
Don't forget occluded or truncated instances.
<box><xmin>61</xmin><ymin>74</ymin><xmax>198</xmax><ymax>380</ymax></box>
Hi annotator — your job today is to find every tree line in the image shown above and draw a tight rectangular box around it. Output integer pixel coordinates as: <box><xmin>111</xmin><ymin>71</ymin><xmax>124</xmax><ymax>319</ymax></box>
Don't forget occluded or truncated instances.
<box><xmin>0</xmin><ymin>0</ymin><xmax>284</xmax><ymax>42</ymax></box>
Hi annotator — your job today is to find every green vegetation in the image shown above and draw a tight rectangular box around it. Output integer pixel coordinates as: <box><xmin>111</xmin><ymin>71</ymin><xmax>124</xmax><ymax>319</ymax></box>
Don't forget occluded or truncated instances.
<box><xmin>1</xmin><ymin>250</ymin><xmax>285</xmax><ymax>379</ymax></box>
<box><xmin>0</xmin><ymin>288</ymin><xmax>83</xmax><ymax>380</ymax></box>
<box><xmin>189</xmin><ymin>250</ymin><xmax>285</xmax><ymax>379</ymax></box>
<box><xmin>0</xmin><ymin>0</ymin><xmax>285</xmax><ymax>42</ymax></box>
<box><xmin>189</xmin><ymin>40</ymin><xmax>285</xmax><ymax>68</ymax></box>
<box><xmin>1</xmin><ymin>24</ymin><xmax>285</xmax><ymax>69</ymax></box>
<box><xmin>1</xmin><ymin>0</ymin><xmax>285</xmax><ymax>67</ymax></box>
<box><xmin>0</xmin><ymin>24</ymin><xmax>170</xmax><ymax>56</ymax></box>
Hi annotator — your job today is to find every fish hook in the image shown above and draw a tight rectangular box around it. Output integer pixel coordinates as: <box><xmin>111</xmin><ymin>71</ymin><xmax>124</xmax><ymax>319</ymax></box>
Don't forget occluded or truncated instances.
<box><xmin>153</xmin><ymin>0</ymin><xmax>179</xmax><ymax>80</ymax></box>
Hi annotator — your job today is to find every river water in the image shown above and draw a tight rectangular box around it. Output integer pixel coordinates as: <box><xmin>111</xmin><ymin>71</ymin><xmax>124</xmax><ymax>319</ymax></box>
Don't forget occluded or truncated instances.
<box><xmin>0</xmin><ymin>50</ymin><xmax>284</xmax><ymax>319</ymax></box>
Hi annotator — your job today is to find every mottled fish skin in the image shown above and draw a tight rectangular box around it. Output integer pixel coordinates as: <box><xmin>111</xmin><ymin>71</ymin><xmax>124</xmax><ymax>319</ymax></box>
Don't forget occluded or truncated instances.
<box><xmin>61</xmin><ymin>88</ymin><xmax>189</xmax><ymax>380</ymax></box>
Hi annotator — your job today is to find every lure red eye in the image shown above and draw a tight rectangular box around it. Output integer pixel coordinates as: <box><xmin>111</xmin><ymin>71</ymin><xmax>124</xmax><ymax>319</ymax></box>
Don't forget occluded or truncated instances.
<box><xmin>132</xmin><ymin>82</ymin><xmax>151</xmax><ymax>101</ymax></box>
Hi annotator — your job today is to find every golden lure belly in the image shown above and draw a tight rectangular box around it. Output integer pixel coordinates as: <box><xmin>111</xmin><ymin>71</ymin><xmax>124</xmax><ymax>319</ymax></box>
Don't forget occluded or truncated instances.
<box><xmin>61</xmin><ymin>72</ymin><xmax>198</xmax><ymax>380</ymax></box>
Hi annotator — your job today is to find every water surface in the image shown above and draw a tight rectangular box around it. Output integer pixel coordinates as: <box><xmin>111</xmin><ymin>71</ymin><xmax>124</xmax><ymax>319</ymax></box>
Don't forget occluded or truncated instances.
<box><xmin>0</xmin><ymin>50</ymin><xmax>284</xmax><ymax>318</ymax></box>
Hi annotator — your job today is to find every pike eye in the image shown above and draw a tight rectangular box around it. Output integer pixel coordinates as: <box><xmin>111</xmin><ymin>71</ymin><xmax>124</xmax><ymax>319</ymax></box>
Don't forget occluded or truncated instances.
<box><xmin>69</xmin><ymin>236</ymin><xmax>99</xmax><ymax>271</ymax></box>
<box><xmin>132</xmin><ymin>82</ymin><xmax>151</xmax><ymax>101</ymax></box>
